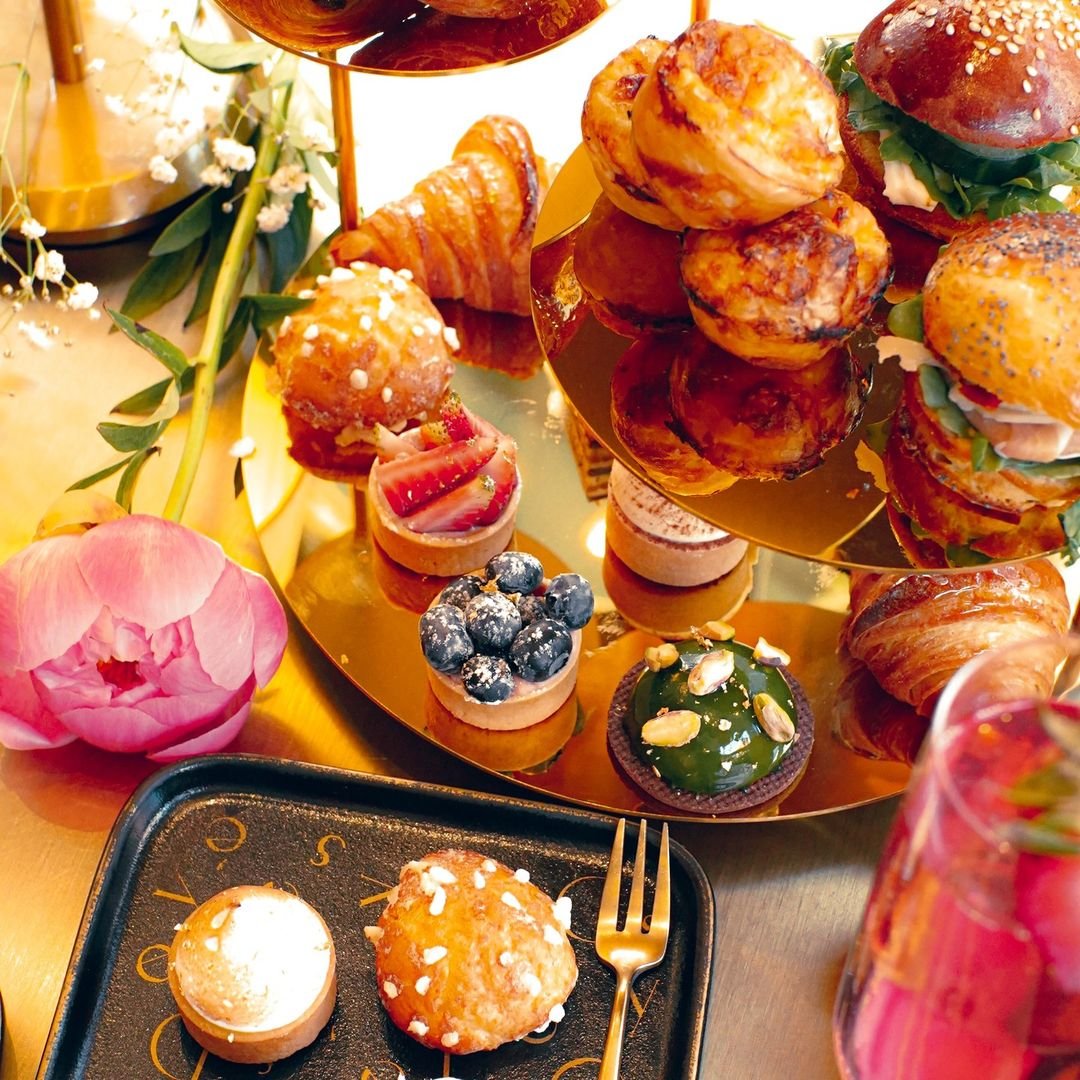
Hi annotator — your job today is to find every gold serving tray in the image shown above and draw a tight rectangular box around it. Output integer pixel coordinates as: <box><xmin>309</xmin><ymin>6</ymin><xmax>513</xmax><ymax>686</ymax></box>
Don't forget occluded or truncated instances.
<box><xmin>211</xmin><ymin>0</ymin><xmax>617</xmax><ymax>75</ymax></box>
<box><xmin>241</xmin><ymin>275</ymin><xmax>914</xmax><ymax>821</ymax></box>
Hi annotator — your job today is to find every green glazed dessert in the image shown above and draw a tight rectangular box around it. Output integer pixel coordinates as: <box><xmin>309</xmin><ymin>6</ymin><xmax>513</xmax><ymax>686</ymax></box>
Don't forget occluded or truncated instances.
<box><xmin>607</xmin><ymin>628</ymin><xmax>814</xmax><ymax>815</ymax></box>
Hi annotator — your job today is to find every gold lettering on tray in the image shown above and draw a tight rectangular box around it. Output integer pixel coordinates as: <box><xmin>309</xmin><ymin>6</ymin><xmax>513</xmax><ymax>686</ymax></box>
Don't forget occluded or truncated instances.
<box><xmin>360</xmin><ymin>1060</ymin><xmax>408</xmax><ymax>1079</ymax></box>
<box><xmin>152</xmin><ymin>872</ymin><xmax>197</xmax><ymax>908</ymax></box>
<box><xmin>557</xmin><ymin>875</ymin><xmax>603</xmax><ymax>944</ymax></box>
<box><xmin>136</xmin><ymin>943</ymin><xmax>172</xmax><ymax>984</ymax></box>
<box><xmin>357</xmin><ymin>872</ymin><xmax>395</xmax><ymax>908</ymax></box>
<box><xmin>310</xmin><ymin>833</ymin><xmax>347</xmax><ymax>867</ymax></box>
<box><xmin>150</xmin><ymin>1013</ymin><xmax>208</xmax><ymax>1079</ymax></box>
<box><xmin>629</xmin><ymin>978</ymin><xmax>662</xmax><ymax>1037</ymax></box>
<box><xmin>205</xmin><ymin>816</ymin><xmax>247</xmax><ymax>854</ymax></box>
<box><xmin>552</xmin><ymin>1058</ymin><xmax>602</xmax><ymax>1077</ymax></box>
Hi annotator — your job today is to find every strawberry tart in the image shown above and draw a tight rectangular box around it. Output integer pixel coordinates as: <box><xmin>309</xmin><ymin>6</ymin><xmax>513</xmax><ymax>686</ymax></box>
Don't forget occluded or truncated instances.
<box><xmin>366</xmin><ymin>392</ymin><xmax>521</xmax><ymax>577</ymax></box>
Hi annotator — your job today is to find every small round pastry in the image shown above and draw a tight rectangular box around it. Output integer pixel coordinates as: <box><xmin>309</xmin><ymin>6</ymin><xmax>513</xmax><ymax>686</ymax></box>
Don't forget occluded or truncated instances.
<box><xmin>668</xmin><ymin>336</ymin><xmax>869</xmax><ymax>480</ymax></box>
<box><xmin>605</xmin><ymin>461</ymin><xmax>748</xmax><ymax>587</ymax></box>
<box><xmin>632</xmin><ymin>22</ymin><xmax>844</xmax><ymax>229</ymax></box>
<box><xmin>679</xmin><ymin>191</ymin><xmax>892</xmax><ymax>369</ymax></box>
<box><xmin>420</xmin><ymin>554</ymin><xmax>593</xmax><ymax>731</ymax></box>
<box><xmin>608</xmin><ymin>633</ymin><xmax>814</xmax><ymax>815</ymax></box>
<box><xmin>580</xmin><ymin>37</ymin><xmax>683</xmax><ymax>230</ymax></box>
<box><xmin>610</xmin><ymin>334</ymin><xmax>737</xmax><ymax>497</ymax></box>
<box><xmin>168</xmin><ymin>886</ymin><xmax>336</xmax><ymax>1064</ymax></box>
<box><xmin>368</xmin><ymin>849</ymin><xmax>578</xmax><ymax>1053</ymax></box>
<box><xmin>366</xmin><ymin>395</ymin><xmax>521</xmax><ymax>577</ymax></box>
<box><xmin>574</xmin><ymin>195</ymin><xmax>691</xmax><ymax>338</ymax></box>
<box><xmin>273</xmin><ymin>262</ymin><xmax>455</xmax><ymax>480</ymax></box>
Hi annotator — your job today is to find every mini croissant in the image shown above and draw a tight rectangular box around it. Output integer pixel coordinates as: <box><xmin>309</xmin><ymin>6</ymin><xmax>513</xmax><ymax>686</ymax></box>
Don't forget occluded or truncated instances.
<box><xmin>331</xmin><ymin>115</ymin><xmax>548</xmax><ymax>316</ymax></box>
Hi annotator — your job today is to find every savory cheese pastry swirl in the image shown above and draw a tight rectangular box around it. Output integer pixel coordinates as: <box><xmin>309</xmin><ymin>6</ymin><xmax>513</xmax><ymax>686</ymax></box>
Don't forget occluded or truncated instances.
<box><xmin>574</xmin><ymin>194</ymin><xmax>691</xmax><ymax>337</ymax></box>
<box><xmin>679</xmin><ymin>191</ymin><xmax>891</xmax><ymax>369</ymax></box>
<box><xmin>580</xmin><ymin>37</ymin><xmax>683</xmax><ymax>230</ymax></box>
<box><xmin>632</xmin><ymin>21</ymin><xmax>844</xmax><ymax>228</ymax></box>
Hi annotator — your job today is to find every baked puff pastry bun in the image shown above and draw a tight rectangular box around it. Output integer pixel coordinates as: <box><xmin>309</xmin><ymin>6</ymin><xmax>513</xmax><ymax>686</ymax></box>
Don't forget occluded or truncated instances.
<box><xmin>679</xmin><ymin>191</ymin><xmax>891</xmax><ymax>369</ymax></box>
<box><xmin>330</xmin><ymin>115</ymin><xmax>547</xmax><ymax>316</ymax></box>
<box><xmin>581</xmin><ymin>37</ymin><xmax>683</xmax><ymax>230</ymax></box>
<box><xmin>367</xmin><ymin>849</ymin><xmax>577</xmax><ymax>1054</ymax></box>
<box><xmin>632</xmin><ymin>21</ymin><xmax>844</xmax><ymax>228</ymax></box>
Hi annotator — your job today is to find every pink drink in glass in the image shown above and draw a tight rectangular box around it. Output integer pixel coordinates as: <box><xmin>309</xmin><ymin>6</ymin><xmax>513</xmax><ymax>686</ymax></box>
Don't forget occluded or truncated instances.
<box><xmin>834</xmin><ymin>655</ymin><xmax>1080</xmax><ymax>1080</ymax></box>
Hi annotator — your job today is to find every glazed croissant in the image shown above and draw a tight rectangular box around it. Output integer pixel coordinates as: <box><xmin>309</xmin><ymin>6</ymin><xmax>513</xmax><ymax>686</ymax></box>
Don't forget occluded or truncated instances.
<box><xmin>330</xmin><ymin>115</ymin><xmax>547</xmax><ymax>316</ymax></box>
<box><xmin>842</xmin><ymin>560</ymin><xmax>1072</xmax><ymax>717</ymax></box>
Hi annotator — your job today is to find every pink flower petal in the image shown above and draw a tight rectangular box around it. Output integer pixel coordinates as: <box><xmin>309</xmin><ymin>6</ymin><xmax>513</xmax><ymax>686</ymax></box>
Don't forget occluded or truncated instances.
<box><xmin>148</xmin><ymin>701</ymin><xmax>250</xmax><ymax>761</ymax></box>
<box><xmin>189</xmin><ymin>561</ymin><xmax>254</xmax><ymax>691</ymax></box>
<box><xmin>77</xmin><ymin>515</ymin><xmax>225</xmax><ymax>630</ymax></box>
<box><xmin>135</xmin><ymin>683</ymin><xmax>243</xmax><ymax>728</ymax></box>
<box><xmin>157</xmin><ymin>646</ymin><xmax>222</xmax><ymax>697</ymax></box>
<box><xmin>0</xmin><ymin>670</ymin><xmax>77</xmax><ymax>749</ymax></box>
<box><xmin>0</xmin><ymin>536</ymin><xmax>102</xmax><ymax>671</ymax></box>
<box><xmin>241</xmin><ymin>568</ymin><xmax>287</xmax><ymax>687</ymax></box>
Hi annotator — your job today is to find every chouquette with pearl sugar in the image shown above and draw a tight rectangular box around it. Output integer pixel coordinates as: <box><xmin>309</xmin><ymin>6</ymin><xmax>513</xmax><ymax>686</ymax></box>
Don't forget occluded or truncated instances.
<box><xmin>168</xmin><ymin>885</ymin><xmax>336</xmax><ymax>1064</ymax></box>
<box><xmin>608</xmin><ymin>627</ymin><xmax>813</xmax><ymax>815</ymax></box>
<box><xmin>365</xmin><ymin>849</ymin><xmax>577</xmax><ymax>1054</ymax></box>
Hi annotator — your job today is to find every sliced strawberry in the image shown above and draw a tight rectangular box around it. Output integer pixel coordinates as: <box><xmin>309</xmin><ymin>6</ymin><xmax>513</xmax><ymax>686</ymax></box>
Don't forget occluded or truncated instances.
<box><xmin>404</xmin><ymin>473</ymin><xmax>497</xmax><ymax>533</ymax></box>
<box><xmin>377</xmin><ymin>436</ymin><xmax>497</xmax><ymax>517</ymax></box>
<box><xmin>374</xmin><ymin>423</ymin><xmax>424</xmax><ymax>463</ymax></box>
<box><xmin>438</xmin><ymin>390</ymin><xmax>477</xmax><ymax>442</ymax></box>
<box><xmin>463</xmin><ymin>405</ymin><xmax>500</xmax><ymax>440</ymax></box>
<box><xmin>418</xmin><ymin>419</ymin><xmax>452</xmax><ymax>448</ymax></box>
<box><xmin>474</xmin><ymin>438</ymin><xmax>518</xmax><ymax>526</ymax></box>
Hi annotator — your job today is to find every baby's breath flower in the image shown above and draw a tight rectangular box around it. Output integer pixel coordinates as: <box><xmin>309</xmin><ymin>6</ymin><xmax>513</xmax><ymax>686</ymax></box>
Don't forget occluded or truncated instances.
<box><xmin>85</xmin><ymin>57</ymin><xmax>105</xmax><ymax>74</ymax></box>
<box><xmin>149</xmin><ymin>155</ymin><xmax>178</xmax><ymax>184</ymax></box>
<box><xmin>17</xmin><ymin>321</ymin><xmax>54</xmax><ymax>349</ymax></box>
<box><xmin>33</xmin><ymin>250</ymin><xmax>65</xmax><ymax>283</ymax></box>
<box><xmin>199</xmin><ymin>163</ymin><xmax>232</xmax><ymax>188</ymax></box>
<box><xmin>256</xmin><ymin>202</ymin><xmax>290</xmax><ymax>233</ymax></box>
<box><xmin>103</xmin><ymin>94</ymin><xmax>131</xmax><ymax>118</ymax></box>
<box><xmin>212</xmin><ymin>136</ymin><xmax>255</xmax><ymax>172</ymax></box>
<box><xmin>267</xmin><ymin>162</ymin><xmax>310</xmax><ymax>196</ymax></box>
<box><xmin>154</xmin><ymin>125</ymin><xmax>187</xmax><ymax>158</ymax></box>
<box><xmin>67</xmin><ymin>282</ymin><xmax>99</xmax><ymax>311</ymax></box>
<box><xmin>19</xmin><ymin>217</ymin><xmax>46</xmax><ymax>239</ymax></box>
<box><xmin>296</xmin><ymin>118</ymin><xmax>334</xmax><ymax>153</ymax></box>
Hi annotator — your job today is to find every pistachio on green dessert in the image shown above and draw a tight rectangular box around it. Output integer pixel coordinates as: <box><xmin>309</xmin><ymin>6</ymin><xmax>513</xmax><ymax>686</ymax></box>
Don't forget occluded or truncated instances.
<box><xmin>752</xmin><ymin>636</ymin><xmax>791</xmax><ymax>667</ymax></box>
<box><xmin>644</xmin><ymin>643</ymin><xmax>679</xmax><ymax>672</ymax></box>
<box><xmin>697</xmin><ymin>620</ymin><xmax>736</xmax><ymax>641</ymax></box>
<box><xmin>627</xmin><ymin>638</ymin><xmax>799</xmax><ymax>795</ymax></box>
<box><xmin>753</xmin><ymin>693</ymin><xmax>796</xmax><ymax>744</ymax></box>
<box><xmin>687</xmin><ymin>650</ymin><xmax>735</xmax><ymax>696</ymax></box>
<box><xmin>641</xmin><ymin>709</ymin><xmax>702</xmax><ymax>748</ymax></box>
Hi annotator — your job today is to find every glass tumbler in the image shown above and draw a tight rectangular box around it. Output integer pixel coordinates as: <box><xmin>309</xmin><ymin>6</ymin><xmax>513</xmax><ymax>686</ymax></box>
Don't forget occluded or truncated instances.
<box><xmin>833</xmin><ymin>633</ymin><xmax>1080</xmax><ymax>1080</ymax></box>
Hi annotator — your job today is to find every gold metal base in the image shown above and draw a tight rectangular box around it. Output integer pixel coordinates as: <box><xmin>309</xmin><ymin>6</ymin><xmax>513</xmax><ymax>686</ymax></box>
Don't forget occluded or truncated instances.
<box><xmin>1</xmin><ymin>1</ymin><xmax>234</xmax><ymax>246</ymax></box>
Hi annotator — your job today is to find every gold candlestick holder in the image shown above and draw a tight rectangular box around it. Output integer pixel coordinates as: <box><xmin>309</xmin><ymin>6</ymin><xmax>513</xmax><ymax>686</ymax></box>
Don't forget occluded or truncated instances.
<box><xmin>1</xmin><ymin>0</ymin><xmax>235</xmax><ymax>245</ymax></box>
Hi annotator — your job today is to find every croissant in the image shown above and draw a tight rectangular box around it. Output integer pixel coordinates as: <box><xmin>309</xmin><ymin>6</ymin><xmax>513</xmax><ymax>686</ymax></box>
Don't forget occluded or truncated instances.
<box><xmin>330</xmin><ymin>115</ymin><xmax>547</xmax><ymax>316</ymax></box>
<box><xmin>841</xmin><ymin>560</ymin><xmax>1071</xmax><ymax>718</ymax></box>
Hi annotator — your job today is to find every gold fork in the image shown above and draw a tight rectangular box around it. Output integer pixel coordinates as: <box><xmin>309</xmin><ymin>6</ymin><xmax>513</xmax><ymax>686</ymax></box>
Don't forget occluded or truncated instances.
<box><xmin>595</xmin><ymin>817</ymin><xmax>671</xmax><ymax>1079</ymax></box>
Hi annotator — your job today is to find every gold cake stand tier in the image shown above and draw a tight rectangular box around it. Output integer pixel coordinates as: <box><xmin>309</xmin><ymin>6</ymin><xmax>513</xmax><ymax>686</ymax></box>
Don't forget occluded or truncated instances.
<box><xmin>241</xmin><ymin>300</ymin><xmax>915</xmax><ymax>823</ymax></box>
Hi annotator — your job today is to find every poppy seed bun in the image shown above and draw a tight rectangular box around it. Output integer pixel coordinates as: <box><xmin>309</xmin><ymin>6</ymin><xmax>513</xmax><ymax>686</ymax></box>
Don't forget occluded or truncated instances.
<box><xmin>854</xmin><ymin>0</ymin><xmax>1080</xmax><ymax>151</ymax></box>
<box><xmin>921</xmin><ymin>214</ymin><xmax>1080</xmax><ymax>425</ymax></box>
<box><xmin>369</xmin><ymin>850</ymin><xmax>577</xmax><ymax>1054</ymax></box>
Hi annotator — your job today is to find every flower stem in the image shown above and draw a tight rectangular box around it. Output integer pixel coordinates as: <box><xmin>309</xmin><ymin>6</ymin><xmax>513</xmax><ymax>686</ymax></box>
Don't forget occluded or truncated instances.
<box><xmin>161</xmin><ymin>92</ymin><xmax>285</xmax><ymax>523</ymax></box>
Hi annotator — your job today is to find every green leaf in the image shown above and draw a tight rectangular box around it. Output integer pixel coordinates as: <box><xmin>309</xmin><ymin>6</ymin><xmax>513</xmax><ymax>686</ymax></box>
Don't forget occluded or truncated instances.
<box><xmin>1004</xmin><ymin>819</ymin><xmax>1080</xmax><ymax>856</ymax></box>
<box><xmin>220</xmin><ymin>299</ymin><xmax>255</xmax><ymax>367</ymax></box>
<box><xmin>116</xmin><ymin>447</ymin><xmax>159</xmax><ymax>512</ymax></box>
<box><xmin>1060</xmin><ymin>501</ymin><xmax>1080</xmax><ymax>564</ymax></box>
<box><xmin>176</xmin><ymin>26</ymin><xmax>275</xmax><ymax>72</ymax></box>
<box><xmin>1009</xmin><ymin>762</ymin><xmax>1078</xmax><ymax>808</ymax></box>
<box><xmin>97</xmin><ymin>420</ymin><xmax>168</xmax><ymax>453</ymax></box>
<box><xmin>107</xmin><ymin>309</ymin><xmax>191</xmax><ymax>380</ymax></box>
<box><xmin>886</xmin><ymin>295</ymin><xmax>924</xmax><ymax>341</ymax></box>
<box><xmin>262</xmin><ymin>189</ymin><xmax>314</xmax><ymax>293</ymax></box>
<box><xmin>918</xmin><ymin>365</ymin><xmax>972</xmax><ymax>436</ymax></box>
<box><xmin>943</xmin><ymin>543</ymin><xmax>993</xmax><ymax>567</ymax></box>
<box><xmin>245</xmin><ymin>292</ymin><xmax>313</xmax><ymax>336</ymax></box>
<box><xmin>301</xmin><ymin>148</ymin><xmax>338</xmax><ymax>202</ymax></box>
<box><xmin>186</xmin><ymin>199</ymin><xmax>236</xmax><ymax>327</ymax></box>
<box><xmin>111</xmin><ymin>377</ymin><xmax>172</xmax><ymax>416</ymax></box>
<box><xmin>149</xmin><ymin>190</ymin><xmax>215</xmax><ymax>256</ymax></box>
<box><xmin>863</xmin><ymin>418</ymin><xmax>891</xmax><ymax>455</ymax></box>
<box><xmin>66</xmin><ymin>456</ymin><xmax>133</xmax><ymax>491</ymax></box>
<box><xmin>119</xmin><ymin>239</ymin><xmax>204</xmax><ymax>323</ymax></box>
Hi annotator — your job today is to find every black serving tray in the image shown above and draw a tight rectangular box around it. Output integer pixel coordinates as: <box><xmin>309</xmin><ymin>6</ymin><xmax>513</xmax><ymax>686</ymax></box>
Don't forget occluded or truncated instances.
<box><xmin>37</xmin><ymin>755</ymin><xmax>713</xmax><ymax>1079</ymax></box>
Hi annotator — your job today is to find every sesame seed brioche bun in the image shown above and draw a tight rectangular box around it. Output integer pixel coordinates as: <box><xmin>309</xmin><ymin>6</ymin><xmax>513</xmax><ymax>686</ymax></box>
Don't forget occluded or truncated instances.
<box><xmin>273</xmin><ymin>262</ymin><xmax>455</xmax><ymax>480</ymax></box>
<box><xmin>921</xmin><ymin>213</ymin><xmax>1080</xmax><ymax>424</ymax></box>
<box><xmin>855</xmin><ymin>0</ymin><xmax>1080</xmax><ymax>151</ymax></box>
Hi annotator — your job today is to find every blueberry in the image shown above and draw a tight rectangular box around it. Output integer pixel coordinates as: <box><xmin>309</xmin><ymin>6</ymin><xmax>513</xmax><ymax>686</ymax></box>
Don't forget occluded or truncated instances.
<box><xmin>461</xmin><ymin>654</ymin><xmax>514</xmax><ymax>703</ymax></box>
<box><xmin>464</xmin><ymin>592</ymin><xmax>523</xmax><ymax>654</ymax></box>
<box><xmin>544</xmin><ymin>573</ymin><xmax>594</xmax><ymax>630</ymax></box>
<box><xmin>438</xmin><ymin>574</ymin><xmax>486</xmax><ymax>610</ymax></box>
<box><xmin>510</xmin><ymin>619</ymin><xmax>573</xmax><ymax>682</ymax></box>
<box><xmin>486</xmin><ymin>551</ymin><xmax>544</xmax><ymax>595</ymax></box>
<box><xmin>516</xmin><ymin>594</ymin><xmax>547</xmax><ymax>625</ymax></box>
<box><xmin>419</xmin><ymin>605</ymin><xmax>474</xmax><ymax>673</ymax></box>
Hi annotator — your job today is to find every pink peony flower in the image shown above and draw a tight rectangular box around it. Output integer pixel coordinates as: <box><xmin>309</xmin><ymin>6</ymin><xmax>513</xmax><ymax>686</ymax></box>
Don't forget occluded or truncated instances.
<box><xmin>0</xmin><ymin>514</ymin><xmax>287</xmax><ymax>761</ymax></box>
